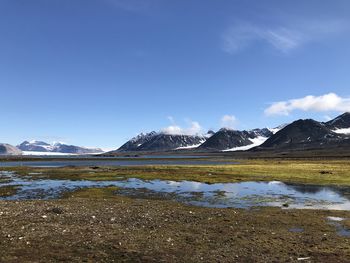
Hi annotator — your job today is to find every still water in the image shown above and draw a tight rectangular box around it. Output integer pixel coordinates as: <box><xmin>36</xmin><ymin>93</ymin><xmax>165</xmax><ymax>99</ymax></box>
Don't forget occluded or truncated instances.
<box><xmin>1</xmin><ymin>171</ymin><xmax>350</xmax><ymax>210</ymax></box>
<box><xmin>0</xmin><ymin>158</ymin><xmax>233</xmax><ymax>167</ymax></box>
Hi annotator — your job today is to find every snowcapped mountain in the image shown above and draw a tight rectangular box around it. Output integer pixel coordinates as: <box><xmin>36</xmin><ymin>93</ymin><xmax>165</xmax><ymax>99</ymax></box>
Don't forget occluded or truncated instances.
<box><xmin>17</xmin><ymin>141</ymin><xmax>104</xmax><ymax>154</ymax></box>
<box><xmin>0</xmin><ymin>143</ymin><xmax>22</xmax><ymax>155</ymax></box>
<box><xmin>115</xmin><ymin>126</ymin><xmax>284</xmax><ymax>153</ymax></box>
<box><xmin>138</xmin><ymin>134</ymin><xmax>206</xmax><ymax>151</ymax></box>
<box><xmin>117</xmin><ymin>131</ymin><xmax>158</xmax><ymax>152</ymax></box>
<box><xmin>198</xmin><ymin>128</ymin><xmax>273</xmax><ymax>151</ymax></box>
<box><xmin>18</xmin><ymin>141</ymin><xmax>55</xmax><ymax>152</ymax></box>
<box><xmin>110</xmin><ymin>113</ymin><xmax>350</xmax><ymax>153</ymax></box>
<box><xmin>268</xmin><ymin>124</ymin><xmax>289</xmax><ymax>134</ymax></box>
<box><xmin>255</xmin><ymin>113</ymin><xmax>350</xmax><ymax>151</ymax></box>
<box><xmin>325</xmin><ymin>112</ymin><xmax>350</xmax><ymax>134</ymax></box>
<box><xmin>116</xmin><ymin>132</ymin><xmax>206</xmax><ymax>152</ymax></box>
<box><xmin>255</xmin><ymin>119</ymin><xmax>340</xmax><ymax>150</ymax></box>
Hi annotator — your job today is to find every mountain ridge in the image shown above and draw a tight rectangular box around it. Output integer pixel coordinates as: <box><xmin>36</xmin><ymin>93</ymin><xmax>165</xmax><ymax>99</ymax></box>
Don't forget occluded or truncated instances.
<box><xmin>0</xmin><ymin>143</ymin><xmax>22</xmax><ymax>155</ymax></box>
<box><xmin>112</xmin><ymin>112</ymin><xmax>350</xmax><ymax>153</ymax></box>
<box><xmin>17</xmin><ymin>141</ymin><xmax>104</xmax><ymax>154</ymax></box>
<box><xmin>254</xmin><ymin>113</ymin><xmax>350</xmax><ymax>151</ymax></box>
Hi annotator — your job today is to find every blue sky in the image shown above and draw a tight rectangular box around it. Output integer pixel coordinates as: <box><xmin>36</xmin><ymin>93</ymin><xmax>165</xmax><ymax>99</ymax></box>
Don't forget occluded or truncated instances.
<box><xmin>1</xmin><ymin>0</ymin><xmax>350</xmax><ymax>149</ymax></box>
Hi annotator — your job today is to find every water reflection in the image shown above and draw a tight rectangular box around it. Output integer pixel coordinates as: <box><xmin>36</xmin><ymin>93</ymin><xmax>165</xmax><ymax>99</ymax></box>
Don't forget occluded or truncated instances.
<box><xmin>1</xmin><ymin>171</ymin><xmax>350</xmax><ymax>210</ymax></box>
<box><xmin>327</xmin><ymin>217</ymin><xmax>350</xmax><ymax>237</ymax></box>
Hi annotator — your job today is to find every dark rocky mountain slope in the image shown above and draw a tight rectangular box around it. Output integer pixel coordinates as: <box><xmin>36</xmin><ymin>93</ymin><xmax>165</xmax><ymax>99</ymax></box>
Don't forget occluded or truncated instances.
<box><xmin>116</xmin><ymin>132</ymin><xmax>206</xmax><ymax>152</ymax></box>
<box><xmin>117</xmin><ymin>132</ymin><xmax>158</xmax><ymax>152</ymax></box>
<box><xmin>325</xmin><ymin>112</ymin><xmax>350</xmax><ymax>130</ymax></box>
<box><xmin>198</xmin><ymin>128</ymin><xmax>272</xmax><ymax>151</ymax></box>
<box><xmin>255</xmin><ymin>118</ymin><xmax>347</xmax><ymax>151</ymax></box>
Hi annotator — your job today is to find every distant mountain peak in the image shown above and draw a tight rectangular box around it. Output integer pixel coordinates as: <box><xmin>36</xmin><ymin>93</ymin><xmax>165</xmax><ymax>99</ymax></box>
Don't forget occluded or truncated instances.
<box><xmin>28</xmin><ymin>140</ymin><xmax>50</xmax><ymax>146</ymax></box>
<box><xmin>116</xmin><ymin>131</ymin><xmax>206</xmax><ymax>152</ymax></box>
<box><xmin>325</xmin><ymin>112</ymin><xmax>350</xmax><ymax>130</ymax></box>
<box><xmin>219</xmin><ymin>127</ymin><xmax>235</xmax><ymax>132</ymax></box>
<box><xmin>0</xmin><ymin>143</ymin><xmax>22</xmax><ymax>155</ymax></box>
<box><xmin>198</xmin><ymin>128</ymin><xmax>272</xmax><ymax>151</ymax></box>
<box><xmin>255</xmin><ymin>118</ymin><xmax>343</xmax><ymax>151</ymax></box>
<box><xmin>18</xmin><ymin>141</ymin><xmax>103</xmax><ymax>154</ymax></box>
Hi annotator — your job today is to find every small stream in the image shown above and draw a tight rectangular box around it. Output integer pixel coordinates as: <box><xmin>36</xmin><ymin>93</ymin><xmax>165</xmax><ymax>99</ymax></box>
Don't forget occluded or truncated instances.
<box><xmin>1</xmin><ymin>171</ymin><xmax>350</xmax><ymax>210</ymax></box>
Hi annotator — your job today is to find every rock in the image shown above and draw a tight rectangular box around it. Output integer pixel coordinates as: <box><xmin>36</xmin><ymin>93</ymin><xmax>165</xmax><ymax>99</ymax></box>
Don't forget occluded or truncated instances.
<box><xmin>49</xmin><ymin>207</ymin><xmax>64</xmax><ymax>214</ymax></box>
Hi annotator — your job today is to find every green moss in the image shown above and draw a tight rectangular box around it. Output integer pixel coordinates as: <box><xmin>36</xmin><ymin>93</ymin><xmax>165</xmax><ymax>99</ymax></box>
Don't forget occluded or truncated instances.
<box><xmin>4</xmin><ymin>158</ymin><xmax>350</xmax><ymax>186</ymax></box>
<box><xmin>0</xmin><ymin>185</ymin><xmax>18</xmax><ymax>197</ymax></box>
<box><xmin>63</xmin><ymin>186</ymin><xmax>119</xmax><ymax>199</ymax></box>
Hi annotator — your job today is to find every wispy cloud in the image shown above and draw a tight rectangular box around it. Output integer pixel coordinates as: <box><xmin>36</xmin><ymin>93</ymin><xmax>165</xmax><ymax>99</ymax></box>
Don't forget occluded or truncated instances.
<box><xmin>161</xmin><ymin>118</ymin><xmax>203</xmax><ymax>135</ymax></box>
<box><xmin>265</xmin><ymin>93</ymin><xmax>350</xmax><ymax>116</ymax></box>
<box><xmin>167</xmin><ymin>115</ymin><xmax>175</xmax><ymax>124</ymax></box>
<box><xmin>220</xmin><ymin>115</ymin><xmax>237</xmax><ymax>129</ymax></box>
<box><xmin>222</xmin><ymin>19</ymin><xmax>348</xmax><ymax>54</ymax></box>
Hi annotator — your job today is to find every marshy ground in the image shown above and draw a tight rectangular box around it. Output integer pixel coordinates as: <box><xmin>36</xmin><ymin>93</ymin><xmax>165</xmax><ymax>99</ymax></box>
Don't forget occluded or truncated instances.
<box><xmin>1</xmin><ymin>158</ymin><xmax>350</xmax><ymax>262</ymax></box>
<box><xmin>6</xmin><ymin>158</ymin><xmax>350</xmax><ymax>185</ymax></box>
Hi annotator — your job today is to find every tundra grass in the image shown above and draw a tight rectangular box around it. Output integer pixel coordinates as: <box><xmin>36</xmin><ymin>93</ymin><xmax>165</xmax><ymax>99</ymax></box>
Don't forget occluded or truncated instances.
<box><xmin>2</xmin><ymin>159</ymin><xmax>350</xmax><ymax>186</ymax></box>
<box><xmin>0</xmin><ymin>185</ymin><xmax>18</xmax><ymax>197</ymax></box>
<box><xmin>62</xmin><ymin>186</ymin><xmax>120</xmax><ymax>199</ymax></box>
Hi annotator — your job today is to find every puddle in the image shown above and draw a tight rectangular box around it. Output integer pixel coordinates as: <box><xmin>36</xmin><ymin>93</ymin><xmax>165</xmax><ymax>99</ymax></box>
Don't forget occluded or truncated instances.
<box><xmin>289</xmin><ymin>228</ymin><xmax>304</xmax><ymax>233</ymax></box>
<box><xmin>1</xmin><ymin>171</ymin><xmax>350</xmax><ymax>210</ymax></box>
<box><xmin>327</xmin><ymin>216</ymin><xmax>350</xmax><ymax>237</ymax></box>
<box><xmin>327</xmin><ymin>216</ymin><xmax>345</xmax><ymax>222</ymax></box>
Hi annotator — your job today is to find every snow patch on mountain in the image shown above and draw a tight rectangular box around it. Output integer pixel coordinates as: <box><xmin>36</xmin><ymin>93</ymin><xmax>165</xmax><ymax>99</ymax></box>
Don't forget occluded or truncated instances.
<box><xmin>333</xmin><ymin>128</ymin><xmax>350</xmax><ymax>134</ymax></box>
<box><xmin>175</xmin><ymin>141</ymin><xmax>206</xmax><ymax>150</ymax></box>
<box><xmin>222</xmin><ymin>136</ymin><xmax>268</xmax><ymax>152</ymax></box>
<box><xmin>22</xmin><ymin>151</ymin><xmax>77</xmax><ymax>156</ymax></box>
<box><xmin>268</xmin><ymin>124</ymin><xmax>288</xmax><ymax>134</ymax></box>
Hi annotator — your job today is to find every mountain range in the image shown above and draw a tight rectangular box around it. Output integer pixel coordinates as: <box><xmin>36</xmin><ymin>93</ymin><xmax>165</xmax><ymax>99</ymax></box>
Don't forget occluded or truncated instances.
<box><xmin>17</xmin><ymin>141</ymin><xmax>103</xmax><ymax>154</ymax></box>
<box><xmin>111</xmin><ymin>112</ymin><xmax>350</xmax><ymax>153</ymax></box>
<box><xmin>116</xmin><ymin>132</ymin><xmax>207</xmax><ymax>152</ymax></box>
<box><xmin>1</xmin><ymin>112</ymin><xmax>350</xmax><ymax>156</ymax></box>
<box><xmin>112</xmin><ymin>127</ymin><xmax>281</xmax><ymax>153</ymax></box>
<box><xmin>0</xmin><ymin>143</ymin><xmax>23</xmax><ymax>155</ymax></box>
<box><xmin>255</xmin><ymin>113</ymin><xmax>350</xmax><ymax>152</ymax></box>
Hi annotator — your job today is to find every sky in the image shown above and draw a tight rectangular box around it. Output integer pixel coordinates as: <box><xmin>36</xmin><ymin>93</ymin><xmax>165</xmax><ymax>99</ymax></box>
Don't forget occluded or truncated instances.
<box><xmin>1</xmin><ymin>0</ymin><xmax>350</xmax><ymax>149</ymax></box>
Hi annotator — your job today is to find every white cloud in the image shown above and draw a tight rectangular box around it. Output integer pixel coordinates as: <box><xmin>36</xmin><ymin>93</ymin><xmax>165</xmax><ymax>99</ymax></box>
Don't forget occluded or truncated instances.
<box><xmin>161</xmin><ymin>125</ymin><xmax>183</xmax><ymax>135</ymax></box>
<box><xmin>161</xmin><ymin>119</ymin><xmax>202</xmax><ymax>135</ymax></box>
<box><xmin>265</xmin><ymin>93</ymin><xmax>350</xmax><ymax>116</ymax></box>
<box><xmin>222</xmin><ymin>19</ymin><xmax>348</xmax><ymax>54</ymax></box>
<box><xmin>221</xmin><ymin>115</ymin><xmax>237</xmax><ymax>129</ymax></box>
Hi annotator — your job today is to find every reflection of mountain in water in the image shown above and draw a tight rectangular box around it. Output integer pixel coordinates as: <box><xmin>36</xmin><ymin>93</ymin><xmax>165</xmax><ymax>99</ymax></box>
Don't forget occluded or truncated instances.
<box><xmin>285</xmin><ymin>183</ymin><xmax>350</xmax><ymax>201</ymax></box>
<box><xmin>333</xmin><ymin>188</ymin><xmax>350</xmax><ymax>201</ymax></box>
<box><xmin>285</xmin><ymin>183</ymin><xmax>324</xmax><ymax>194</ymax></box>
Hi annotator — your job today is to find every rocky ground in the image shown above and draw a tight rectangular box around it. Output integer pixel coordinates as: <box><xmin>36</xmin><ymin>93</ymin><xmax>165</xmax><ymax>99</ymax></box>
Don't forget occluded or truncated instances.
<box><xmin>1</xmin><ymin>191</ymin><xmax>350</xmax><ymax>262</ymax></box>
